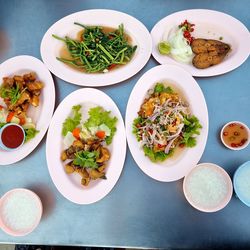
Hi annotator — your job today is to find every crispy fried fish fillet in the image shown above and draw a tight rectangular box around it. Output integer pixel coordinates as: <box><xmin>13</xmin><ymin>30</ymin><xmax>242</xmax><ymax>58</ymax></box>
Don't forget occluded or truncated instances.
<box><xmin>191</xmin><ymin>38</ymin><xmax>230</xmax><ymax>69</ymax></box>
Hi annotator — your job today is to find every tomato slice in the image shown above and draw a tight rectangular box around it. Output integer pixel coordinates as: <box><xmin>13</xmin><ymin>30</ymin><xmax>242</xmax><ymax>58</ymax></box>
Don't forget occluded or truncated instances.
<box><xmin>72</xmin><ymin>127</ymin><xmax>81</xmax><ymax>139</ymax></box>
<box><xmin>96</xmin><ymin>130</ymin><xmax>106</xmax><ymax>139</ymax></box>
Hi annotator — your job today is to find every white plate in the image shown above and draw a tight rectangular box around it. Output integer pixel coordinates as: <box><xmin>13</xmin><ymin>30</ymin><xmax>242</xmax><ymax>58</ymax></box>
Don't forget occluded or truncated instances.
<box><xmin>125</xmin><ymin>65</ymin><xmax>209</xmax><ymax>182</ymax></box>
<box><xmin>0</xmin><ymin>55</ymin><xmax>55</xmax><ymax>165</ymax></box>
<box><xmin>151</xmin><ymin>9</ymin><xmax>250</xmax><ymax>77</ymax></box>
<box><xmin>40</xmin><ymin>9</ymin><xmax>152</xmax><ymax>86</ymax></box>
<box><xmin>46</xmin><ymin>88</ymin><xmax>126</xmax><ymax>204</ymax></box>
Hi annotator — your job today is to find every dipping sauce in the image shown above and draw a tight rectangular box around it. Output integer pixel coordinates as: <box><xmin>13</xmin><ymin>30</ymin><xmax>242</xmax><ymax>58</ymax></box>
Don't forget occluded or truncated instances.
<box><xmin>183</xmin><ymin>163</ymin><xmax>233</xmax><ymax>212</ymax></box>
<box><xmin>0</xmin><ymin>189</ymin><xmax>42</xmax><ymax>236</ymax></box>
<box><xmin>221</xmin><ymin>121</ymin><xmax>249</xmax><ymax>150</ymax></box>
<box><xmin>0</xmin><ymin>123</ymin><xmax>25</xmax><ymax>150</ymax></box>
<box><xmin>233</xmin><ymin>161</ymin><xmax>250</xmax><ymax>207</ymax></box>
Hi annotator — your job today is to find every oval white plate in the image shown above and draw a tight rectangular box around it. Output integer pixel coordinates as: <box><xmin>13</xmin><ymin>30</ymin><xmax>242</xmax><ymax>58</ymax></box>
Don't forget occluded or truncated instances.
<box><xmin>41</xmin><ymin>9</ymin><xmax>152</xmax><ymax>86</ymax></box>
<box><xmin>46</xmin><ymin>88</ymin><xmax>126</xmax><ymax>204</ymax></box>
<box><xmin>151</xmin><ymin>9</ymin><xmax>250</xmax><ymax>77</ymax></box>
<box><xmin>0</xmin><ymin>55</ymin><xmax>55</xmax><ymax>165</ymax></box>
<box><xmin>125</xmin><ymin>65</ymin><xmax>209</xmax><ymax>182</ymax></box>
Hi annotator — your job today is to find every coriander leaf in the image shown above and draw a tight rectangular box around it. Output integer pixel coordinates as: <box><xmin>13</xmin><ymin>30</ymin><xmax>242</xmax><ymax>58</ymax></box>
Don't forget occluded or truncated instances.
<box><xmin>0</xmin><ymin>85</ymin><xmax>21</xmax><ymax>105</ymax></box>
<box><xmin>73</xmin><ymin>150</ymin><xmax>99</xmax><ymax>168</ymax></box>
<box><xmin>25</xmin><ymin>128</ymin><xmax>39</xmax><ymax>142</ymax></box>
<box><xmin>84</xmin><ymin>106</ymin><xmax>117</xmax><ymax>145</ymax></box>
<box><xmin>62</xmin><ymin>105</ymin><xmax>82</xmax><ymax>136</ymax></box>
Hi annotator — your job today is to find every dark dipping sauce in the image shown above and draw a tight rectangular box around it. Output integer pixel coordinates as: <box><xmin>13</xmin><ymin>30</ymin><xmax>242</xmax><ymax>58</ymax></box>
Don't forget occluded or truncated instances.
<box><xmin>222</xmin><ymin>123</ymin><xmax>248</xmax><ymax>148</ymax></box>
<box><xmin>1</xmin><ymin>125</ymin><xmax>24</xmax><ymax>149</ymax></box>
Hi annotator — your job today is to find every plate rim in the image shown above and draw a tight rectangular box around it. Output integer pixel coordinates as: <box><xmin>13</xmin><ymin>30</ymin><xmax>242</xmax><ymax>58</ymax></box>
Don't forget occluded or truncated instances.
<box><xmin>151</xmin><ymin>8</ymin><xmax>250</xmax><ymax>77</ymax></box>
<box><xmin>46</xmin><ymin>87</ymin><xmax>127</xmax><ymax>204</ymax></box>
<box><xmin>0</xmin><ymin>55</ymin><xmax>55</xmax><ymax>165</ymax></box>
<box><xmin>40</xmin><ymin>8</ymin><xmax>152</xmax><ymax>86</ymax></box>
<box><xmin>125</xmin><ymin>64</ymin><xmax>209</xmax><ymax>182</ymax></box>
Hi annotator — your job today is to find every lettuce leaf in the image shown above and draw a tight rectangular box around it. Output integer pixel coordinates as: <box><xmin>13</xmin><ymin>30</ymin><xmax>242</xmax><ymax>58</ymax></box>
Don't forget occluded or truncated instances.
<box><xmin>25</xmin><ymin>128</ymin><xmax>39</xmax><ymax>142</ymax></box>
<box><xmin>143</xmin><ymin>146</ymin><xmax>173</xmax><ymax>162</ymax></box>
<box><xmin>84</xmin><ymin>106</ymin><xmax>117</xmax><ymax>145</ymax></box>
<box><xmin>154</xmin><ymin>83</ymin><xmax>173</xmax><ymax>94</ymax></box>
<box><xmin>62</xmin><ymin>105</ymin><xmax>82</xmax><ymax>136</ymax></box>
<box><xmin>181</xmin><ymin>115</ymin><xmax>202</xmax><ymax>147</ymax></box>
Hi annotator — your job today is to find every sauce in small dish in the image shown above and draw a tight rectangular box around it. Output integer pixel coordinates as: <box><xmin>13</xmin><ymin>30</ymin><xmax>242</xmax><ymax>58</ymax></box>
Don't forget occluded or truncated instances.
<box><xmin>0</xmin><ymin>123</ymin><xmax>25</xmax><ymax>151</ymax></box>
<box><xmin>220</xmin><ymin>121</ymin><xmax>250</xmax><ymax>150</ymax></box>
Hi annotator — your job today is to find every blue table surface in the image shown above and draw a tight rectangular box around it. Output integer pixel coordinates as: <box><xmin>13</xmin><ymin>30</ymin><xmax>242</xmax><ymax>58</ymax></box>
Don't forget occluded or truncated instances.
<box><xmin>0</xmin><ymin>0</ymin><xmax>250</xmax><ymax>248</ymax></box>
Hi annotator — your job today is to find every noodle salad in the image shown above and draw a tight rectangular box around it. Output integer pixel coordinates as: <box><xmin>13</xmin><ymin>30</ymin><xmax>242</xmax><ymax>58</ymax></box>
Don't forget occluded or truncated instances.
<box><xmin>133</xmin><ymin>83</ymin><xmax>202</xmax><ymax>162</ymax></box>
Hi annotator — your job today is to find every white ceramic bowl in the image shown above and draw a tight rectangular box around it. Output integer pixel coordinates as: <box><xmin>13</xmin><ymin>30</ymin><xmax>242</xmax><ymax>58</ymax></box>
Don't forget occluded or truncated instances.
<box><xmin>183</xmin><ymin>163</ymin><xmax>233</xmax><ymax>212</ymax></box>
<box><xmin>233</xmin><ymin>161</ymin><xmax>250</xmax><ymax>207</ymax></box>
<box><xmin>220</xmin><ymin>121</ymin><xmax>250</xmax><ymax>150</ymax></box>
<box><xmin>0</xmin><ymin>188</ymin><xmax>42</xmax><ymax>236</ymax></box>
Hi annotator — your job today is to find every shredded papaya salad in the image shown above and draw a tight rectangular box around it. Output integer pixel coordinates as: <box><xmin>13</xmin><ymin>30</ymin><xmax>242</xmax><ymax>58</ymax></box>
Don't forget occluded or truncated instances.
<box><xmin>133</xmin><ymin>83</ymin><xmax>202</xmax><ymax>162</ymax></box>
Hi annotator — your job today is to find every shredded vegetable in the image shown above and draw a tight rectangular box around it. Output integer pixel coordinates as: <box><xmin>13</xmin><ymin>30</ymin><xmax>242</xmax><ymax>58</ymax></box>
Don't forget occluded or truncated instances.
<box><xmin>133</xmin><ymin>83</ymin><xmax>202</xmax><ymax>162</ymax></box>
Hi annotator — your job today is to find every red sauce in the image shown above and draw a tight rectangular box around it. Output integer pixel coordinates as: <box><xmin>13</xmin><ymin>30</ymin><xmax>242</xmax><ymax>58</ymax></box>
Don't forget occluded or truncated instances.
<box><xmin>1</xmin><ymin>125</ymin><xmax>24</xmax><ymax>149</ymax></box>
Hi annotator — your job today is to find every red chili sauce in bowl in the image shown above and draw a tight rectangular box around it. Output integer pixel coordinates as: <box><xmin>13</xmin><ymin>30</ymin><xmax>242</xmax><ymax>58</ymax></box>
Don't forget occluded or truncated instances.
<box><xmin>221</xmin><ymin>122</ymin><xmax>249</xmax><ymax>150</ymax></box>
<box><xmin>0</xmin><ymin>124</ymin><xmax>25</xmax><ymax>150</ymax></box>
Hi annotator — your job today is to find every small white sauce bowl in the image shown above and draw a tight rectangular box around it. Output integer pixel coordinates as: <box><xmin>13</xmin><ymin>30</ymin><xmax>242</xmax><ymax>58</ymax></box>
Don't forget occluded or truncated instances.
<box><xmin>220</xmin><ymin>121</ymin><xmax>250</xmax><ymax>151</ymax></box>
<box><xmin>0</xmin><ymin>188</ymin><xmax>42</xmax><ymax>236</ymax></box>
<box><xmin>183</xmin><ymin>163</ymin><xmax>233</xmax><ymax>212</ymax></box>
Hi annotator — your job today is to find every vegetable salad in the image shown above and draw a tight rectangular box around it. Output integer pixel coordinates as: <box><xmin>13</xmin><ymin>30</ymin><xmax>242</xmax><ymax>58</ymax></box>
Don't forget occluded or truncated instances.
<box><xmin>61</xmin><ymin>105</ymin><xmax>117</xmax><ymax>186</ymax></box>
<box><xmin>133</xmin><ymin>83</ymin><xmax>202</xmax><ymax>162</ymax></box>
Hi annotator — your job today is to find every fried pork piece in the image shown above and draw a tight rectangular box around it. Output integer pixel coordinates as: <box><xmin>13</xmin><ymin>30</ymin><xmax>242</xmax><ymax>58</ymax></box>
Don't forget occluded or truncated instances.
<box><xmin>61</xmin><ymin>138</ymin><xmax>109</xmax><ymax>186</ymax></box>
<box><xmin>26</xmin><ymin>81</ymin><xmax>44</xmax><ymax>92</ymax></box>
<box><xmin>0</xmin><ymin>72</ymin><xmax>44</xmax><ymax>112</ymax></box>
<box><xmin>191</xmin><ymin>38</ymin><xmax>231</xmax><ymax>69</ymax></box>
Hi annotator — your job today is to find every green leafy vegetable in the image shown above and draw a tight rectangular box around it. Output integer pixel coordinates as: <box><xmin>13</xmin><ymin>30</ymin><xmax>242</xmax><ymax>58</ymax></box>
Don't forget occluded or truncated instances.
<box><xmin>143</xmin><ymin>146</ymin><xmax>173</xmax><ymax>162</ymax></box>
<box><xmin>181</xmin><ymin>115</ymin><xmax>202</xmax><ymax>147</ymax></box>
<box><xmin>133</xmin><ymin>116</ymin><xmax>144</xmax><ymax>141</ymax></box>
<box><xmin>154</xmin><ymin>83</ymin><xmax>173</xmax><ymax>94</ymax></box>
<box><xmin>0</xmin><ymin>85</ymin><xmax>21</xmax><ymax>105</ymax></box>
<box><xmin>25</xmin><ymin>128</ymin><xmax>39</xmax><ymax>142</ymax></box>
<box><xmin>84</xmin><ymin>106</ymin><xmax>117</xmax><ymax>145</ymax></box>
<box><xmin>53</xmin><ymin>23</ymin><xmax>137</xmax><ymax>73</ymax></box>
<box><xmin>0</xmin><ymin>123</ymin><xmax>6</xmax><ymax>129</ymax></box>
<box><xmin>62</xmin><ymin>105</ymin><xmax>82</xmax><ymax>136</ymax></box>
<box><xmin>73</xmin><ymin>150</ymin><xmax>99</xmax><ymax>168</ymax></box>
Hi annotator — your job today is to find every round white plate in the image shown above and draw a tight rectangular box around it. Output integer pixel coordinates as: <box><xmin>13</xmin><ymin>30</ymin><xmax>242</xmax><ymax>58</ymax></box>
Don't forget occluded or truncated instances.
<box><xmin>0</xmin><ymin>55</ymin><xmax>55</xmax><ymax>165</ymax></box>
<box><xmin>151</xmin><ymin>9</ymin><xmax>250</xmax><ymax>77</ymax></box>
<box><xmin>40</xmin><ymin>9</ymin><xmax>152</xmax><ymax>86</ymax></box>
<box><xmin>46</xmin><ymin>88</ymin><xmax>126</xmax><ymax>204</ymax></box>
<box><xmin>125</xmin><ymin>65</ymin><xmax>209</xmax><ymax>182</ymax></box>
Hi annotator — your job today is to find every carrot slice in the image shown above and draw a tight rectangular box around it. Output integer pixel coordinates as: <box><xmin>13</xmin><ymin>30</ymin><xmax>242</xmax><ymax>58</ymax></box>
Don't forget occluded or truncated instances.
<box><xmin>95</xmin><ymin>130</ymin><xmax>106</xmax><ymax>139</ymax></box>
<box><xmin>6</xmin><ymin>112</ymin><xmax>15</xmax><ymax>123</ymax></box>
<box><xmin>72</xmin><ymin>127</ymin><xmax>81</xmax><ymax>139</ymax></box>
<box><xmin>19</xmin><ymin>117</ymin><xmax>26</xmax><ymax>125</ymax></box>
<box><xmin>0</xmin><ymin>105</ymin><xmax>3</xmax><ymax>110</ymax></box>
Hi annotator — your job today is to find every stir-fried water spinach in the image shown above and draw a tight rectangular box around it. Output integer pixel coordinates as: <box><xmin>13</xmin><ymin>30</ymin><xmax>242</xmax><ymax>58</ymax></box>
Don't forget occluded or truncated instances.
<box><xmin>53</xmin><ymin>23</ymin><xmax>137</xmax><ymax>73</ymax></box>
